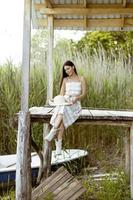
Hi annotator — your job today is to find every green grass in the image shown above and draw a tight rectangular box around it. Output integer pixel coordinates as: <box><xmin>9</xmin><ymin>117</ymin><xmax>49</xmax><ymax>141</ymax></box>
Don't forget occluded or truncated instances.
<box><xmin>82</xmin><ymin>170</ymin><xmax>130</xmax><ymax>200</ymax></box>
<box><xmin>0</xmin><ymin>47</ymin><xmax>133</xmax><ymax>153</ymax></box>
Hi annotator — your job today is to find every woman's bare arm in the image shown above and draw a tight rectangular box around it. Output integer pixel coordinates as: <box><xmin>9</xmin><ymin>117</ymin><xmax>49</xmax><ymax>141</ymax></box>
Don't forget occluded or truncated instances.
<box><xmin>60</xmin><ymin>78</ymin><xmax>66</xmax><ymax>96</ymax></box>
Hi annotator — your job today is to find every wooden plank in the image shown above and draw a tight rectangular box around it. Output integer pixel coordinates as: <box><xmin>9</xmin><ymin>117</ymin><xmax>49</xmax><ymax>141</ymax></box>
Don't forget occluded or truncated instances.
<box><xmin>108</xmin><ymin>110</ymin><xmax>133</xmax><ymax>117</ymax></box>
<box><xmin>60</xmin><ymin>184</ymin><xmax>84</xmax><ymax>200</ymax></box>
<box><xmin>107</xmin><ymin>110</ymin><xmax>133</xmax><ymax>120</ymax></box>
<box><xmin>90</xmin><ymin>110</ymin><xmax>133</xmax><ymax>120</ymax></box>
<box><xmin>49</xmin><ymin>174</ymin><xmax>73</xmax><ymax>193</ymax></box>
<box><xmin>34</xmin><ymin>3</ymin><xmax>133</xmax><ymax>10</ymax></box>
<box><xmin>36</xmin><ymin>18</ymin><xmax>133</xmax><ymax>28</ymax></box>
<box><xmin>53</xmin><ymin>177</ymin><xmax>74</xmax><ymax>196</ymax></box>
<box><xmin>54</xmin><ymin>180</ymin><xmax>83</xmax><ymax>200</ymax></box>
<box><xmin>76</xmin><ymin>120</ymin><xmax>131</xmax><ymax>127</ymax></box>
<box><xmin>38</xmin><ymin>8</ymin><xmax>133</xmax><ymax>16</ymax></box>
<box><xmin>90</xmin><ymin>110</ymin><xmax>114</xmax><ymax>120</ymax></box>
<box><xmin>33</xmin><ymin>166</ymin><xmax>65</xmax><ymax>195</ymax></box>
<box><xmin>130</xmin><ymin>123</ymin><xmax>133</xmax><ymax>199</ymax></box>
<box><xmin>28</xmin><ymin>107</ymin><xmax>133</xmax><ymax>124</ymax></box>
<box><xmin>69</xmin><ymin>188</ymin><xmax>86</xmax><ymax>200</ymax></box>
<box><xmin>38</xmin><ymin>176</ymin><xmax>73</xmax><ymax>200</ymax></box>
<box><xmin>29</xmin><ymin>106</ymin><xmax>54</xmax><ymax>114</ymax></box>
<box><xmin>16</xmin><ymin>111</ymin><xmax>31</xmax><ymax>200</ymax></box>
<box><xmin>80</xmin><ymin>109</ymin><xmax>92</xmax><ymax>118</ymax></box>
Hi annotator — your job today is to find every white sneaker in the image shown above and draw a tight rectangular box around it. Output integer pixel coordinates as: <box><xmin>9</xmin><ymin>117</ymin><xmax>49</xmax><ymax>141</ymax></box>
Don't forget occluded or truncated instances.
<box><xmin>45</xmin><ymin>127</ymin><xmax>58</xmax><ymax>142</ymax></box>
<box><xmin>55</xmin><ymin>139</ymin><xmax>62</xmax><ymax>155</ymax></box>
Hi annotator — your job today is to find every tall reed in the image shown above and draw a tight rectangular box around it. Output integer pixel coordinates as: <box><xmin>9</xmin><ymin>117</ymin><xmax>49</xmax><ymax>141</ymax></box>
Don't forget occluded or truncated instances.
<box><xmin>0</xmin><ymin>46</ymin><xmax>133</xmax><ymax>162</ymax></box>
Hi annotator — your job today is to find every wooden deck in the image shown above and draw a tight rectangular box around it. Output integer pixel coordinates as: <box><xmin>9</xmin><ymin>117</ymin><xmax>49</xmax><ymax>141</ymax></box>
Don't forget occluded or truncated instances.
<box><xmin>32</xmin><ymin>166</ymin><xmax>86</xmax><ymax>200</ymax></box>
<box><xmin>29</xmin><ymin>106</ymin><xmax>133</xmax><ymax>127</ymax></box>
<box><xmin>29</xmin><ymin>106</ymin><xmax>133</xmax><ymax>198</ymax></box>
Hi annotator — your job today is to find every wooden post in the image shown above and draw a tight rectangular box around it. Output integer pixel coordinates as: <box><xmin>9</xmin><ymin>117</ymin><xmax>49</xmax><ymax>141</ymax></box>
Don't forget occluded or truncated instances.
<box><xmin>43</xmin><ymin>15</ymin><xmax>54</xmax><ymax>179</ymax></box>
<box><xmin>16</xmin><ymin>112</ymin><xmax>31</xmax><ymax>199</ymax></box>
<box><xmin>37</xmin><ymin>15</ymin><xmax>54</xmax><ymax>183</ymax></box>
<box><xmin>124</xmin><ymin>128</ymin><xmax>130</xmax><ymax>175</ymax></box>
<box><xmin>47</xmin><ymin>15</ymin><xmax>54</xmax><ymax>101</ymax></box>
<box><xmin>37</xmin><ymin>124</ymin><xmax>52</xmax><ymax>184</ymax></box>
<box><xmin>130</xmin><ymin>123</ymin><xmax>133</xmax><ymax>199</ymax></box>
<box><xmin>16</xmin><ymin>0</ymin><xmax>31</xmax><ymax>199</ymax></box>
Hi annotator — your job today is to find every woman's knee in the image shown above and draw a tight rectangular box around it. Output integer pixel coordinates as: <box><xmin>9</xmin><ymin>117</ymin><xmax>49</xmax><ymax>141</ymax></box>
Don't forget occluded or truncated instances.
<box><xmin>54</xmin><ymin>114</ymin><xmax>63</xmax><ymax>128</ymax></box>
<box><xmin>60</xmin><ymin>122</ymin><xmax>65</xmax><ymax>131</ymax></box>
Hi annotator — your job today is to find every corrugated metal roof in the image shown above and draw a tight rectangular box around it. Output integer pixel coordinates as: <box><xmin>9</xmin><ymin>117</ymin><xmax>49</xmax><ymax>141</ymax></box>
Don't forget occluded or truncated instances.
<box><xmin>32</xmin><ymin>0</ymin><xmax>133</xmax><ymax>31</ymax></box>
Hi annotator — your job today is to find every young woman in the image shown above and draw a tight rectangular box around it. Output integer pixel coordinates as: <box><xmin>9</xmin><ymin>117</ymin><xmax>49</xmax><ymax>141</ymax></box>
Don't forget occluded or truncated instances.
<box><xmin>45</xmin><ymin>60</ymin><xmax>86</xmax><ymax>155</ymax></box>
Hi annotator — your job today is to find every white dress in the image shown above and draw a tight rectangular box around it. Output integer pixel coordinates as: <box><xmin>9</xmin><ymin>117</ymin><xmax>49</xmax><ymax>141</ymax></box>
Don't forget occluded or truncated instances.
<box><xmin>50</xmin><ymin>82</ymin><xmax>82</xmax><ymax>129</ymax></box>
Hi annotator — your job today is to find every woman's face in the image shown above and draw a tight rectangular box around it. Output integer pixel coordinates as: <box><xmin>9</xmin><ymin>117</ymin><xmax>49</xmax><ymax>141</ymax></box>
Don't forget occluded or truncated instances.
<box><xmin>64</xmin><ymin>65</ymin><xmax>74</xmax><ymax>76</ymax></box>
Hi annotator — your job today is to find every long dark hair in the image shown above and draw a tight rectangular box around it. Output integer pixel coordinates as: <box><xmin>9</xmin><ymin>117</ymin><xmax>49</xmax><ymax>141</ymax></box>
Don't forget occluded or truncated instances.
<box><xmin>60</xmin><ymin>60</ymin><xmax>78</xmax><ymax>88</ymax></box>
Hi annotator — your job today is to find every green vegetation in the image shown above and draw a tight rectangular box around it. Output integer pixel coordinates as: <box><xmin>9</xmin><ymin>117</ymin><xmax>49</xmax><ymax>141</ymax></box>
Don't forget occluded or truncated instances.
<box><xmin>1</xmin><ymin>45</ymin><xmax>133</xmax><ymax>153</ymax></box>
<box><xmin>75</xmin><ymin>31</ymin><xmax>133</xmax><ymax>58</ymax></box>
<box><xmin>82</xmin><ymin>171</ymin><xmax>130</xmax><ymax>200</ymax></box>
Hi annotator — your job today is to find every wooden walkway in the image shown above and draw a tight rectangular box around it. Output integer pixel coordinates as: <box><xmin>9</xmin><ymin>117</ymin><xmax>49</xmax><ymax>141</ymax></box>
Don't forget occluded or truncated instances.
<box><xmin>29</xmin><ymin>106</ymin><xmax>133</xmax><ymax>198</ymax></box>
<box><xmin>32</xmin><ymin>166</ymin><xmax>86</xmax><ymax>200</ymax></box>
<box><xmin>29</xmin><ymin>106</ymin><xmax>133</xmax><ymax>127</ymax></box>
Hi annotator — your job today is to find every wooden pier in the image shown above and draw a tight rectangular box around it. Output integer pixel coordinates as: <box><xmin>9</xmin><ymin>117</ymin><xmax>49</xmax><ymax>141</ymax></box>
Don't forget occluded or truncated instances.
<box><xmin>29</xmin><ymin>106</ymin><xmax>133</xmax><ymax>175</ymax></box>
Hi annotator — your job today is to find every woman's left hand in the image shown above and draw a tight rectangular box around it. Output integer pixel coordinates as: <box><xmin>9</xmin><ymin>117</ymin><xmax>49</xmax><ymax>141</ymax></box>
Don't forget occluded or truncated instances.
<box><xmin>71</xmin><ymin>97</ymin><xmax>79</xmax><ymax>104</ymax></box>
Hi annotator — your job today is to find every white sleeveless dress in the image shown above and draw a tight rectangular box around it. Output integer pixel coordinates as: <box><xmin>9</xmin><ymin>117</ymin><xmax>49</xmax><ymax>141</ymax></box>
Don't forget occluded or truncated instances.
<box><xmin>50</xmin><ymin>82</ymin><xmax>82</xmax><ymax>129</ymax></box>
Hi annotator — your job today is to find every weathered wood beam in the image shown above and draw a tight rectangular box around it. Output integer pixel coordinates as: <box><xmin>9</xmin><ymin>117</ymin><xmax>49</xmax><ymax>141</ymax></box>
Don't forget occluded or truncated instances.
<box><xmin>34</xmin><ymin>3</ymin><xmax>133</xmax><ymax>9</ymax></box>
<box><xmin>16</xmin><ymin>112</ymin><xmax>31</xmax><ymax>200</ymax></box>
<box><xmin>37</xmin><ymin>18</ymin><xmax>133</xmax><ymax>28</ymax></box>
<box><xmin>39</xmin><ymin>8</ymin><xmax>133</xmax><ymax>16</ymax></box>
<box><xmin>16</xmin><ymin>0</ymin><xmax>32</xmax><ymax>199</ymax></box>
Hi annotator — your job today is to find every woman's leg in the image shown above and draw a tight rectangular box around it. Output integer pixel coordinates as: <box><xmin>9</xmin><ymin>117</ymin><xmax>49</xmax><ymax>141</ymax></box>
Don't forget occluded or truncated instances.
<box><xmin>45</xmin><ymin>114</ymin><xmax>63</xmax><ymax>142</ymax></box>
<box><xmin>54</xmin><ymin>114</ymin><xmax>63</xmax><ymax>129</ymax></box>
<box><xmin>55</xmin><ymin>122</ymin><xmax>65</xmax><ymax>155</ymax></box>
<box><xmin>57</xmin><ymin>122</ymin><xmax>65</xmax><ymax>140</ymax></box>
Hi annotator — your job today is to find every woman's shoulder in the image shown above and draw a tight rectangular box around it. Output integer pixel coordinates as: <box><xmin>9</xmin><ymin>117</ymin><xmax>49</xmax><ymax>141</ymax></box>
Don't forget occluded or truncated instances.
<box><xmin>63</xmin><ymin>77</ymin><xmax>68</xmax><ymax>82</ymax></box>
<box><xmin>78</xmin><ymin>76</ymin><xmax>85</xmax><ymax>82</ymax></box>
